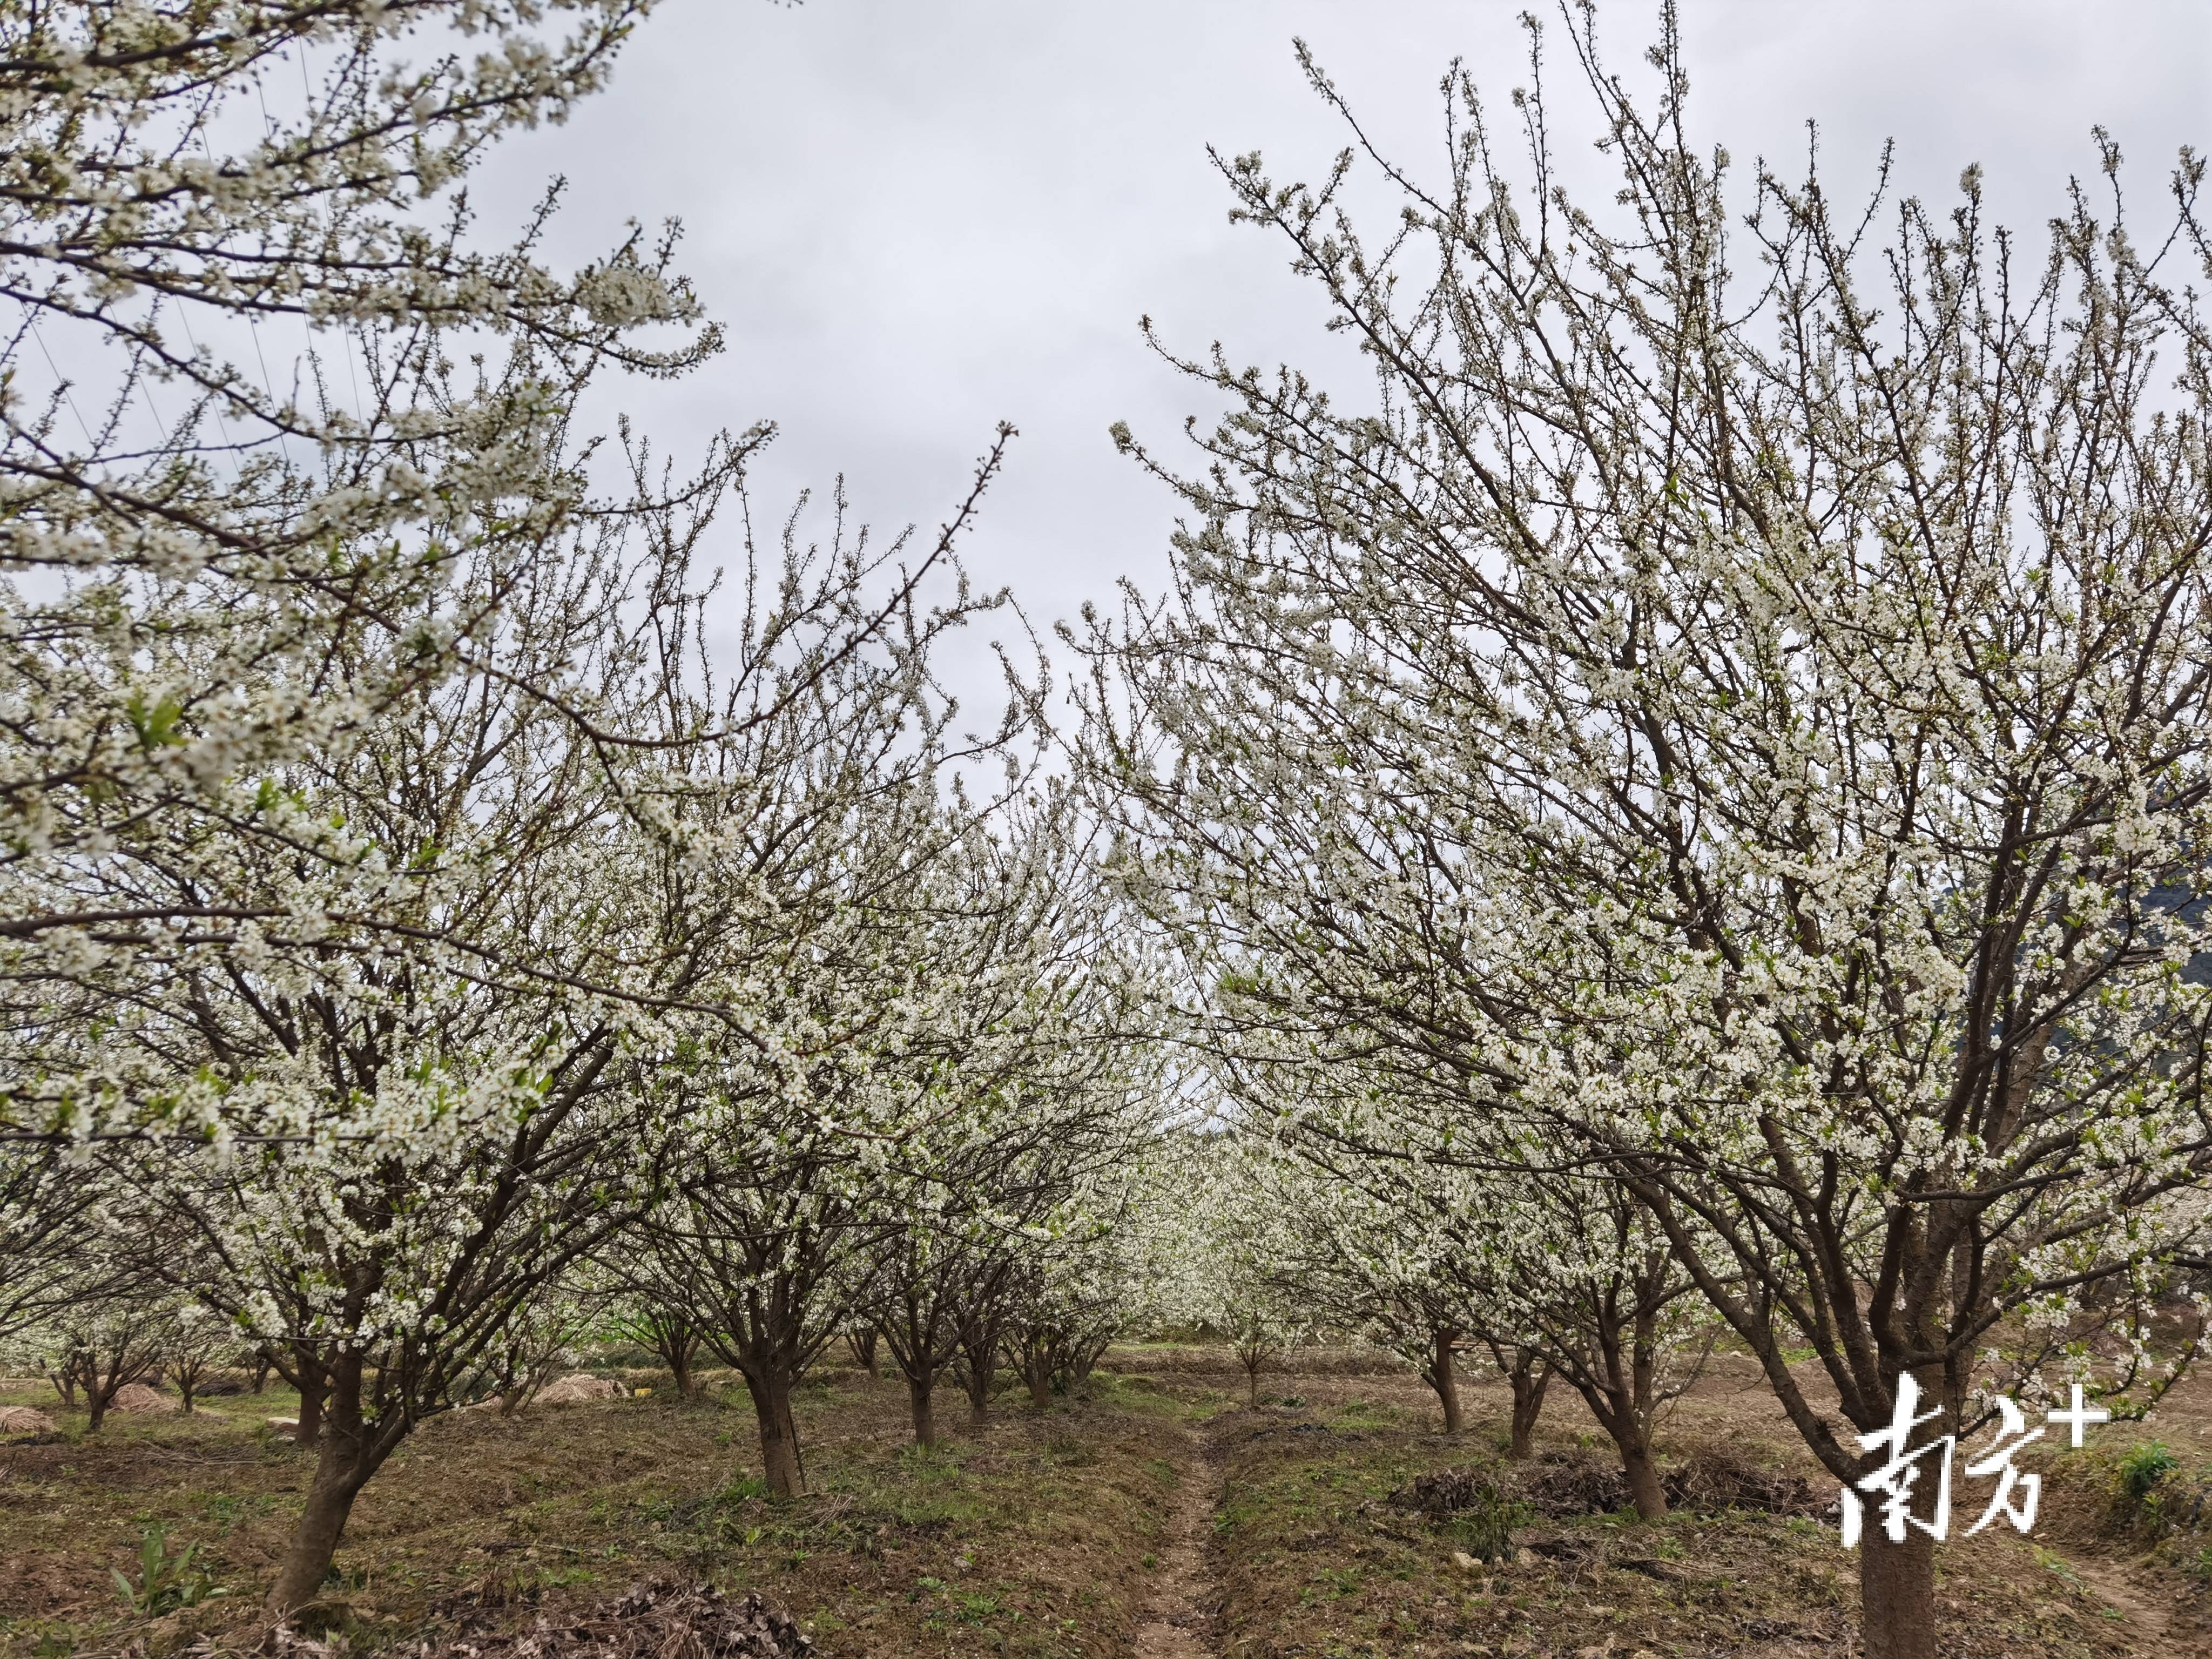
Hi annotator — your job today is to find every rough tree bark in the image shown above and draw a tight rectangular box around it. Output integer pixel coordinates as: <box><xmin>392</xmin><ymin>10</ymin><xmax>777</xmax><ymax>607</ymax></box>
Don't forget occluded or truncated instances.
<box><xmin>908</xmin><ymin>1374</ymin><xmax>937</xmax><ymax>1449</ymax></box>
<box><xmin>271</xmin><ymin>1345</ymin><xmax>330</xmax><ymax>1447</ymax></box>
<box><xmin>1858</xmin><ymin>1532</ymin><xmax>1937</xmax><ymax>1659</ymax></box>
<box><xmin>740</xmin><ymin>1367</ymin><xmax>806</xmax><ymax>1498</ymax></box>
<box><xmin>960</xmin><ymin>1354</ymin><xmax>993</xmax><ymax>1423</ymax></box>
<box><xmin>1572</xmin><ymin>1329</ymin><xmax>1668</xmax><ymax>1520</ymax></box>
<box><xmin>953</xmin><ymin>1294</ymin><xmax>1008</xmax><ymax>1425</ymax></box>
<box><xmin>642</xmin><ymin>1312</ymin><xmax>700</xmax><ymax>1398</ymax></box>
<box><xmin>666</xmin><ymin>1339</ymin><xmax>696</xmax><ymax>1399</ymax></box>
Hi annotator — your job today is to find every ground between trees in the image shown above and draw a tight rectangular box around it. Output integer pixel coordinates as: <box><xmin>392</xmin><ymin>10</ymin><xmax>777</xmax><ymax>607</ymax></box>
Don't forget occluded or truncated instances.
<box><xmin>2</xmin><ymin>1343</ymin><xmax>2204</xmax><ymax>1657</ymax></box>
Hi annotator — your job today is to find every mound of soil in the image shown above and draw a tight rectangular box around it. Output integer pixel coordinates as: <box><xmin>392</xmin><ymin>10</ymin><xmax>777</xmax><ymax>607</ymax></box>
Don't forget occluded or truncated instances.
<box><xmin>531</xmin><ymin>1374</ymin><xmax>624</xmax><ymax>1407</ymax></box>
<box><xmin>395</xmin><ymin>1579</ymin><xmax>812</xmax><ymax>1657</ymax></box>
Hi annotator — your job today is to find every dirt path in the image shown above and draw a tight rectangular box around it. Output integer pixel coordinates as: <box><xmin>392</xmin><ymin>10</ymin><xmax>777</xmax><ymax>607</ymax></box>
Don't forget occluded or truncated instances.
<box><xmin>2056</xmin><ymin>1548</ymin><xmax>2175</xmax><ymax>1650</ymax></box>
<box><xmin>1133</xmin><ymin>1425</ymin><xmax>1219</xmax><ymax>1658</ymax></box>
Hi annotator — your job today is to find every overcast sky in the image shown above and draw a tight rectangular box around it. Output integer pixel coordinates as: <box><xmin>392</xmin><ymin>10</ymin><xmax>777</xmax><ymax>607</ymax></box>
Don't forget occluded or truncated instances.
<box><xmin>471</xmin><ymin>0</ymin><xmax>2211</xmax><ymax>707</ymax></box>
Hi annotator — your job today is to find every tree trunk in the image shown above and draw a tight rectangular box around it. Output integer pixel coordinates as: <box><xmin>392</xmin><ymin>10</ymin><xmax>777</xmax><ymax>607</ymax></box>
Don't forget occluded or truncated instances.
<box><xmin>909</xmin><ymin>1374</ymin><xmax>936</xmax><ymax>1449</ymax></box>
<box><xmin>1430</xmin><ymin>1326</ymin><xmax>1463</xmax><ymax>1435</ymax></box>
<box><xmin>668</xmin><ymin>1340</ymin><xmax>694</xmax><ymax>1399</ymax></box>
<box><xmin>267</xmin><ymin>1438</ymin><xmax>367</xmax><ymax>1611</ymax></box>
<box><xmin>271</xmin><ymin>1345</ymin><xmax>332</xmax><ymax>1447</ymax></box>
<box><xmin>1858</xmin><ymin>1529</ymin><xmax>1937</xmax><ymax>1659</ymax></box>
<box><xmin>85</xmin><ymin>1385</ymin><xmax>109</xmax><ymax>1434</ymax></box>
<box><xmin>847</xmin><ymin>1328</ymin><xmax>880</xmax><ymax>1380</ymax></box>
<box><xmin>1026</xmin><ymin>1358</ymin><xmax>1051</xmax><ymax>1410</ymax></box>
<box><xmin>955</xmin><ymin>1313</ymin><xmax>998</xmax><ymax>1423</ymax></box>
<box><xmin>1620</xmin><ymin>1434</ymin><xmax>1668</xmax><ymax>1521</ymax></box>
<box><xmin>1575</xmin><ymin>1375</ymin><xmax>1668</xmax><ymax>1520</ymax></box>
<box><xmin>1508</xmin><ymin>1355</ymin><xmax>1550</xmax><ymax>1459</ymax></box>
<box><xmin>743</xmin><ymin>1369</ymin><xmax>806</xmax><ymax>1498</ymax></box>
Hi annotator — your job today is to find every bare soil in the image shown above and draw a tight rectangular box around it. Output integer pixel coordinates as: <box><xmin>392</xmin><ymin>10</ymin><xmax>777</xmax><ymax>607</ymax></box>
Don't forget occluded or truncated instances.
<box><xmin>1131</xmin><ymin>1425</ymin><xmax>1218</xmax><ymax>1659</ymax></box>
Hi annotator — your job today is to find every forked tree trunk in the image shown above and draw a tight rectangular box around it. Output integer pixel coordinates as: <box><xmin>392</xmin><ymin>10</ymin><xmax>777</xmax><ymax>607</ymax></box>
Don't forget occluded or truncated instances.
<box><xmin>1024</xmin><ymin>1353</ymin><xmax>1053</xmax><ymax>1410</ymax></box>
<box><xmin>955</xmin><ymin>1310</ymin><xmax>1000</xmax><ymax>1424</ymax></box>
<box><xmin>846</xmin><ymin>1328</ymin><xmax>880</xmax><ymax>1380</ymax></box>
<box><xmin>1562</xmin><ymin>1326</ymin><xmax>1668</xmax><ymax>1522</ymax></box>
<box><xmin>667</xmin><ymin>1340</ymin><xmax>695</xmax><ymax>1399</ymax></box>
<box><xmin>272</xmin><ymin>1345</ymin><xmax>331</xmax><ymax>1446</ymax></box>
<box><xmin>741</xmin><ymin>1368</ymin><xmax>806</xmax><ymax>1498</ymax></box>
<box><xmin>82</xmin><ymin>1343</ymin><xmax>153</xmax><ymax>1435</ymax></box>
<box><xmin>1507</xmin><ymin>1354</ymin><xmax>1550</xmax><ymax>1459</ymax></box>
<box><xmin>648</xmin><ymin>1318</ymin><xmax>699</xmax><ymax>1397</ymax></box>
<box><xmin>1428</xmin><ymin>1326</ymin><xmax>1463</xmax><ymax>1435</ymax></box>
<box><xmin>909</xmin><ymin>1375</ymin><xmax>936</xmax><ymax>1449</ymax></box>
<box><xmin>961</xmin><ymin>1354</ymin><xmax>992</xmax><ymax>1423</ymax></box>
<box><xmin>1070</xmin><ymin>1341</ymin><xmax>1105</xmax><ymax>1389</ymax></box>
<box><xmin>1858</xmin><ymin>1530</ymin><xmax>1937</xmax><ymax>1659</ymax></box>
<box><xmin>1575</xmin><ymin>1387</ymin><xmax>1666</xmax><ymax>1520</ymax></box>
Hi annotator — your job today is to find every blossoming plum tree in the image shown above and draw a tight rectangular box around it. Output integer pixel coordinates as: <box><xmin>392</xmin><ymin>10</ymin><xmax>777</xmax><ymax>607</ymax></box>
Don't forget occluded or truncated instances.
<box><xmin>1082</xmin><ymin>10</ymin><xmax>2212</xmax><ymax>1653</ymax></box>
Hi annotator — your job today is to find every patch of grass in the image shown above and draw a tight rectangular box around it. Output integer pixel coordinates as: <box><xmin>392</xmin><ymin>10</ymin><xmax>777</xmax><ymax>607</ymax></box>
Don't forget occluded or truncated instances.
<box><xmin>195</xmin><ymin>1491</ymin><xmax>277</xmax><ymax>1530</ymax></box>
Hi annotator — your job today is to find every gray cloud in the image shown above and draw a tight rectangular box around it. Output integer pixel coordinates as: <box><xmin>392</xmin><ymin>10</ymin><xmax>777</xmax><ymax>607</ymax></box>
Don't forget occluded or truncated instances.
<box><xmin>472</xmin><ymin>0</ymin><xmax>2211</xmax><ymax>707</ymax></box>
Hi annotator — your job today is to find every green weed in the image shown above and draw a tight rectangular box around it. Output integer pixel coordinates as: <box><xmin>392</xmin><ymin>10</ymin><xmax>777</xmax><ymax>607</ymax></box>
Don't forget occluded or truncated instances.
<box><xmin>111</xmin><ymin>1524</ymin><xmax>225</xmax><ymax>1616</ymax></box>
<box><xmin>2117</xmin><ymin>1441</ymin><xmax>2179</xmax><ymax>1506</ymax></box>
<box><xmin>1436</xmin><ymin>1483</ymin><xmax>1529</xmax><ymax>1564</ymax></box>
